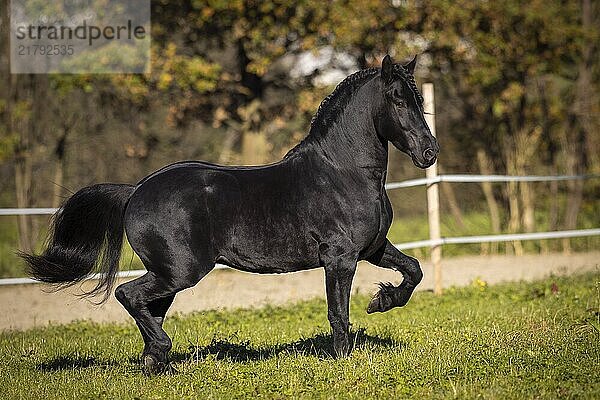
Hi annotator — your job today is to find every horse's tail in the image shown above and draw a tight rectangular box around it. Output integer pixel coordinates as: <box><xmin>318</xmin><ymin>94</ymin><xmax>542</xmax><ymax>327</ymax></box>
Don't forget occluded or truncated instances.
<box><xmin>20</xmin><ymin>183</ymin><xmax>135</xmax><ymax>303</ymax></box>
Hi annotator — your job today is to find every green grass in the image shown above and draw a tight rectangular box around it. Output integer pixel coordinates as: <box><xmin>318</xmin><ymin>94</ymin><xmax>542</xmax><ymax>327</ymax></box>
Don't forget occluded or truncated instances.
<box><xmin>1</xmin><ymin>273</ymin><xmax>599</xmax><ymax>399</ymax></box>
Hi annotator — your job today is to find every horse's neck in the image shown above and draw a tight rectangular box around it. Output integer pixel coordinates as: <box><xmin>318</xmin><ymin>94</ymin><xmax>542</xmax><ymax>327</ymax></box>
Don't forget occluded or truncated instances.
<box><xmin>298</xmin><ymin>88</ymin><xmax>388</xmax><ymax>173</ymax></box>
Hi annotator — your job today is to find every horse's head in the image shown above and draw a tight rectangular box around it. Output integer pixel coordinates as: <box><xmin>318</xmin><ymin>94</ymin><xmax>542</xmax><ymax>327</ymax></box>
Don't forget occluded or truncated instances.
<box><xmin>377</xmin><ymin>54</ymin><xmax>439</xmax><ymax>168</ymax></box>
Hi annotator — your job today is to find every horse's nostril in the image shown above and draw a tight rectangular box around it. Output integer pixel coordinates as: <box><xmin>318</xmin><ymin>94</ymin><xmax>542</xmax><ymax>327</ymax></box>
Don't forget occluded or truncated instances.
<box><xmin>423</xmin><ymin>148</ymin><xmax>436</xmax><ymax>162</ymax></box>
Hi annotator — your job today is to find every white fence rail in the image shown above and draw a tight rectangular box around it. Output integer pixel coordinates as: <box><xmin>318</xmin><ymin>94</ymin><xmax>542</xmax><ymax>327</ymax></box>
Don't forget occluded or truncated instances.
<box><xmin>395</xmin><ymin>228</ymin><xmax>600</xmax><ymax>250</ymax></box>
<box><xmin>384</xmin><ymin>173</ymin><xmax>598</xmax><ymax>189</ymax></box>
<box><xmin>0</xmin><ymin>173</ymin><xmax>598</xmax><ymax>287</ymax></box>
<box><xmin>0</xmin><ymin>207</ymin><xmax>57</xmax><ymax>216</ymax></box>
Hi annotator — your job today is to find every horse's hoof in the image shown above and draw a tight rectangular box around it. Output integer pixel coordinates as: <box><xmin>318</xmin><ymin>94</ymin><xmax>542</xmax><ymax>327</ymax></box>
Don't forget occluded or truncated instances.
<box><xmin>366</xmin><ymin>290</ymin><xmax>393</xmax><ymax>314</ymax></box>
<box><xmin>142</xmin><ymin>354</ymin><xmax>160</xmax><ymax>375</ymax></box>
<box><xmin>366</xmin><ymin>293</ymin><xmax>382</xmax><ymax>314</ymax></box>
<box><xmin>142</xmin><ymin>354</ymin><xmax>174</xmax><ymax>375</ymax></box>
<box><xmin>333</xmin><ymin>336</ymin><xmax>351</xmax><ymax>358</ymax></box>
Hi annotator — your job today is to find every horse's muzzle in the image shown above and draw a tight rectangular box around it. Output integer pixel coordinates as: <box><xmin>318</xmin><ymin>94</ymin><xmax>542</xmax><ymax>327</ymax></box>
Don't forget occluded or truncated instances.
<box><xmin>411</xmin><ymin>145</ymin><xmax>438</xmax><ymax>169</ymax></box>
<box><xmin>423</xmin><ymin>148</ymin><xmax>437</xmax><ymax>164</ymax></box>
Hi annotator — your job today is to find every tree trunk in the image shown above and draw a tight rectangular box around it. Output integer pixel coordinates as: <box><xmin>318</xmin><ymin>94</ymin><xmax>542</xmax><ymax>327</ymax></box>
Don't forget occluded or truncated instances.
<box><xmin>1</xmin><ymin>1</ymin><xmax>34</xmax><ymax>251</ymax></box>
<box><xmin>562</xmin><ymin>128</ymin><xmax>585</xmax><ymax>253</ymax></box>
<box><xmin>506</xmin><ymin>180</ymin><xmax>523</xmax><ymax>256</ymax></box>
<box><xmin>52</xmin><ymin>158</ymin><xmax>65</xmax><ymax>208</ymax></box>
<box><xmin>544</xmin><ymin>177</ymin><xmax>559</xmax><ymax>254</ymax></box>
<box><xmin>503</xmin><ymin>141</ymin><xmax>524</xmax><ymax>256</ymax></box>
<box><xmin>438</xmin><ymin>165</ymin><xmax>464</xmax><ymax>229</ymax></box>
<box><xmin>509</xmin><ymin>125</ymin><xmax>541</xmax><ymax>254</ymax></box>
<box><xmin>10</xmin><ymin>71</ymin><xmax>50</xmax><ymax>252</ymax></box>
<box><xmin>218</xmin><ymin>128</ymin><xmax>239</xmax><ymax>164</ymax></box>
<box><xmin>537</xmin><ymin>77</ymin><xmax>555</xmax><ymax>253</ymax></box>
<box><xmin>563</xmin><ymin>0</ymin><xmax>593</xmax><ymax>253</ymax></box>
<box><xmin>520</xmin><ymin>181</ymin><xmax>535</xmax><ymax>233</ymax></box>
<box><xmin>562</xmin><ymin>179</ymin><xmax>583</xmax><ymax>254</ymax></box>
<box><xmin>51</xmin><ymin>132</ymin><xmax>68</xmax><ymax>208</ymax></box>
<box><xmin>12</xmin><ymin>75</ymin><xmax>34</xmax><ymax>252</ymax></box>
<box><xmin>15</xmin><ymin>152</ymin><xmax>33</xmax><ymax>252</ymax></box>
<box><xmin>476</xmin><ymin>149</ymin><xmax>501</xmax><ymax>255</ymax></box>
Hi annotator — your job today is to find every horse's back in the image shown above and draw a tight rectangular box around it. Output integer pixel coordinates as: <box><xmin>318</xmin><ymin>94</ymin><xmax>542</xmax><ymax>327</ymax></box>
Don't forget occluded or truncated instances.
<box><xmin>123</xmin><ymin>161</ymin><xmax>320</xmax><ymax>272</ymax></box>
<box><xmin>123</xmin><ymin>163</ymin><xmax>240</xmax><ymax>266</ymax></box>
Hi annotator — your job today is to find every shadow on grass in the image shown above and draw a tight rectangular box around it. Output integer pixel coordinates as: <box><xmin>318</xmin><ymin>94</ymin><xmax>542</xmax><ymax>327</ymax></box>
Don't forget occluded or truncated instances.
<box><xmin>36</xmin><ymin>329</ymin><xmax>403</xmax><ymax>372</ymax></box>
<box><xmin>171</xmin><ymin>328</ymin><xmax>405</xmax><ymax>364</ymax></box>
<box><xmin>37</xmin><ymin>355</ymin><xmax>118</xmax><ymax>371</ymax></box>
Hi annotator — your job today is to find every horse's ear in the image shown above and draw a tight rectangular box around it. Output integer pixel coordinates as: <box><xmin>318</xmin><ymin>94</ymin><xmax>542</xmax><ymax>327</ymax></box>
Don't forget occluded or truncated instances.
<box><xmin>381</xmin><ymin>54</ymin><xmax>394</xmax><ymax>84</ymax></box>
<box><xmin>404</xmin><ymin>55</ymin><xmax>417</xmax><ymax>75</ymax></box>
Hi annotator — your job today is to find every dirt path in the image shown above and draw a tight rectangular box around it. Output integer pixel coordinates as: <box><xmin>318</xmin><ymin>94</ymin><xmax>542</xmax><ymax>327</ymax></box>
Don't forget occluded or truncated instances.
<box><xmin>1</xmin><ymin>252</ymin><xmax>598</xmax><ymax>331</ymax></box>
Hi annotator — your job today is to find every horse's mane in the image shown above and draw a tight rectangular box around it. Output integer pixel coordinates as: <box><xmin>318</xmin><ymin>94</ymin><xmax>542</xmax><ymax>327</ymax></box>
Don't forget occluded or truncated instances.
<box><xmin>309</xmin><ymin>68</ymin><xmax>379</xmax><ymax>133</ymax></box>
<box><xmin>308</xmin><ymin>64</ymin><xmax>423</xmax><ymax>134</ymax></box>
<box><xmin>394</xmin><ymin>64</ymin><xmax>424</xmax><ymax>105</ymax></box>
<box><xmin>285</xmin><ymin>62</ymin><xmax>423</xmax><ymax>159</ymax></box>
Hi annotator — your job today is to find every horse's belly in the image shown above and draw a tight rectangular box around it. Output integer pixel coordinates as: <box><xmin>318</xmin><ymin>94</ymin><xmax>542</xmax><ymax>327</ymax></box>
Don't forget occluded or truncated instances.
<box><xmin>216</xmin><ymin>246</ymin><xmax>320</xmax><ymax>274</ymax></box>
<box><xmin>216</xmin><ymin>255</ymin><xmax>320</xmax><ymax>274</ymax></box>
<box><xmin>212</xmin><ymin>198</ymin><xmax>321</xmax><ymax>273</ymax></box>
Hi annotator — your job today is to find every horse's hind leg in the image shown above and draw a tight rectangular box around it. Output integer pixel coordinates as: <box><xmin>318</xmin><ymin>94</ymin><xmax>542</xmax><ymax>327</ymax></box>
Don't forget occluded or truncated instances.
<box><xmin>115</xmin><ymin>273</ymin><xmax>178</xmax><ymax>373</ymax></box>
<box><xmin>365</xmin><ymin>239</ymin><xmax>423</xmax><ymax>314</ymax></box>
<box><xmin>115</xmin><ymin>260</ymin><xmax>212</xmax><ymax>374</ymax></box>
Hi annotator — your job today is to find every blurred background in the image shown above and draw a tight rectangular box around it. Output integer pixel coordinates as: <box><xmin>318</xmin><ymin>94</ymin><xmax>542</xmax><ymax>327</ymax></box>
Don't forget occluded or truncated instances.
<box><xmin>0</xmin><ymin>0</ymin><xmax>598</xmax><ymax>278</ymax></box>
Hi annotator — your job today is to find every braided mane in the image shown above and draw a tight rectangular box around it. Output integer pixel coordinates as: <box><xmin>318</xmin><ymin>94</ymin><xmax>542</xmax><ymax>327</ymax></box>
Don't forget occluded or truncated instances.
<box><xmin>309</xmin><ymin>68</ymin><xmax>379</xmax><ymax>131</ymax></box>
<box><xmin>393</xmin><ymin>64</ymin><xmax>424</xmax><ymax>105</ymax></box>
<box><xmin>308</xmin><ymin>64</ymin><xmax>423</xmax><ymax>134</ymax></box>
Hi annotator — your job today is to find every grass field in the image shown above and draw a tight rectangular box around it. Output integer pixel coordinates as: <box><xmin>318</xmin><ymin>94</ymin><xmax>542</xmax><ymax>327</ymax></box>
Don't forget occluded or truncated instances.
<box><xmin>1</xmin><ymin>272</ymin><xmax>598</xmax><ymax>399</ymax></box>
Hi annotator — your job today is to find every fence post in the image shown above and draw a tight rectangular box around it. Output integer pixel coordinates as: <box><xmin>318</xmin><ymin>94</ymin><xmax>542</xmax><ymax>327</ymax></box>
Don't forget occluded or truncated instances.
<box><xmin>422</xmin><ymin>83</ymin><xmax>443</xmax><ymax>295</ymax></box>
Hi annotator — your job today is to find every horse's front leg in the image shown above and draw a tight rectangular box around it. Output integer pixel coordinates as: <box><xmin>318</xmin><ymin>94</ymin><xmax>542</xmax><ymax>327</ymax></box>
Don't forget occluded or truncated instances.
<box><xmin>365</xmin><ymin>239</ymin><xmax>423</xmax><ymax>314</ymax></box>
<box><xmin>322</xmin><ymin>248</ymin><xmax>358</xmax><ymax>357</ymax></box>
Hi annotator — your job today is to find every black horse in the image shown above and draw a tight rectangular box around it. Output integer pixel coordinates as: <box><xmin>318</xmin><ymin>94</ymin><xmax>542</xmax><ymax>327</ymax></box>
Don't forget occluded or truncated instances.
<box><xmin>22</xmin><ymin>55</ymin><xmax>438</xmax><ymax>374</ymax></box>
